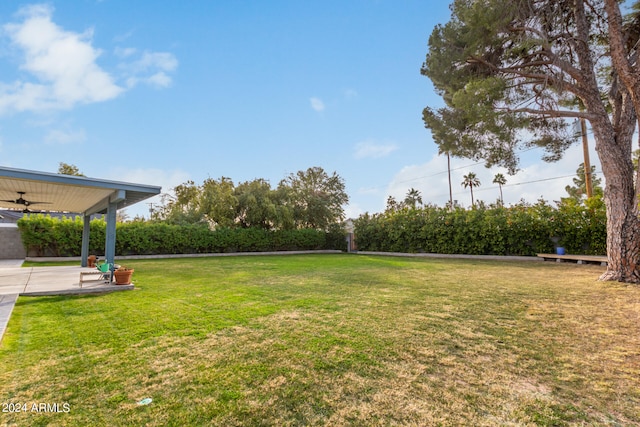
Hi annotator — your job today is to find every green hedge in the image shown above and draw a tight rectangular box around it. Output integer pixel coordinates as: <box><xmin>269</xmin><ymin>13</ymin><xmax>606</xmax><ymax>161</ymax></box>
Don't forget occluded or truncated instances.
<box><xmin>353</xmin><ymin>199</ymin><xmax>606</xmax><ymax>256</ymax></box>
<box><xmin>17</xmin><ymin>215</ymin><xmax>347</xmax><ymax>257</ymax></box>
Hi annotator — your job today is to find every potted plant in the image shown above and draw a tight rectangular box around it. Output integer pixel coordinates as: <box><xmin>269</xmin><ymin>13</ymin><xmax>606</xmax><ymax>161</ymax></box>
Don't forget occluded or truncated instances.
<box><xmin>87</xmin><ymin>255</ymin><xmax>97</xmax><ymax>267</ymax></box>
<box><xmin>113</xmin><ymin>266</ymin><xmax>134</xmax><ymax>285</ymax></box>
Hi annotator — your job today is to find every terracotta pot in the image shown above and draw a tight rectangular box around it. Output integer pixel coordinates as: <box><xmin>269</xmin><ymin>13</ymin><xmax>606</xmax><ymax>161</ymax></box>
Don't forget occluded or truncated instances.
<box><xmin>114</xmin><ymin>269</ymin><xmax>134</xmax><ymax>285</ymax></box>
<box><xmin>87</xmin><ymin>255</ymin><xmax>97</xmax><ymax>268</ymax></box>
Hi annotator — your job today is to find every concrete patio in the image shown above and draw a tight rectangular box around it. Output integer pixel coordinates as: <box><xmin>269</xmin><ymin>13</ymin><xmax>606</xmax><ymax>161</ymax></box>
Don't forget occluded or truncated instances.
<box><xmin>0</xmin><ymin>260</ymin><xmax>134</xmax><ymax>296</ymax></box>
<box><xmin>0</xmin><ymin>259</ymin><xmax>134</xmax><ymax>343</ymax></box>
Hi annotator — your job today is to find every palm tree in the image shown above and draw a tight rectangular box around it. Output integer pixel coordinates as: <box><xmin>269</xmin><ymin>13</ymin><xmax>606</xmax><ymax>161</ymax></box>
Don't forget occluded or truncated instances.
<box><xmin>404</xmin><ymin>188</ymin><xmax>423</xmax><ymax>209</ymax></box>
<box><xmin>493</xmin><ymin>173</ymin><xmax>507</xmax><ymax>205</ymax></box>
<box><xmin>461</xmin><ymin>172</ymin><xmax>481</xmax><ymax>207</ymax></box>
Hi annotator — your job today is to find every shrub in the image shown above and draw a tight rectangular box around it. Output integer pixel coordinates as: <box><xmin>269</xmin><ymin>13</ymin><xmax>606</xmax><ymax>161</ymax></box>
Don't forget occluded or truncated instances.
<box><xmin>353</xmin><ymin>199</ymin><xmax>606</xmax><ymax>256</ymax></box>
<box><xmin>17</xmin><ymin>215</ymin><xmax>344</xmax><ymax>257</ymax></box>
<box><xmin>16</xmin><ymin>214</ymin><xmax>56</xmax><ymax>256</ymax></box>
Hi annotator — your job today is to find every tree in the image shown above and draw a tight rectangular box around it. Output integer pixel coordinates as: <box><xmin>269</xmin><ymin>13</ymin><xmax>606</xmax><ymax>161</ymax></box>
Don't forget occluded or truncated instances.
<box><xmin>385</xmin><ymin>196</ymin><xmax>400</xmax><ymax>212</ymax></box>
<box><xmin>199</xmin><ymin>177</ymin><xmax>238</xmax><ymax>228</ymax></box>
<box><xmin>156</xmin><ymin>167</ymin><xmax>348</xmax><ymax>231</ymax></box>
<box><xmin>116</xmin><ymin>209</ymin><xmax>130</xmax><ymax>223</ymax></box>
<box><xmin>58</xmin><ymin>162</ymin><xmax>84</xmax><ymax>176</ymax></box>
<box><xmin>461</xmin><ymin>172</ymin><xmax>481</xmax><ymax>207</ymax></box>
<box><xmin>492</xmin><ymin>173</ymin><xmax>507</xmax><ymax>205</ymax></box>
<box><xmin>234</xmin><ymin>178</ymin><xmax>279</xmax><ymax>229</ymax></box>
<box><xmin>404</xmin><ymin>188</ymin><xmax>423</xmax><ymax>209</ymax></box>
<box><xmin>156</xmin><ymin>177</ymin><xmax>238</xmax><ymax>227</ymax></box>
<box><xmin>421</xmin><ymin>0</ymin><xmax>640</xmax><ymax>282</ymax></box>
<box><xmin>272</xmin><ymin>184</ymin><xmax>296</xmax><ymax>230</ymax></box>
<box><xmin>564</xmin><ymin>163</ymin><xmax>603</xmax><ymax>203</ymax></box>
<box><xmin>279</xmin><ymin>166</ymin><xmax>349</xmax><ymax>230</ymax></box>
<box><xmin>158</xmin><ymin>180</ymin><xmax>202</xmax><ymax>225</ymax></box>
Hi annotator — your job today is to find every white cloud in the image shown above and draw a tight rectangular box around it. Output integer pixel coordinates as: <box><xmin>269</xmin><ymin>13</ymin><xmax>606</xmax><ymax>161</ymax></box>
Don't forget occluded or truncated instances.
<box><xmin>108</xmin><ymin>167</ymin><xmax>190</xmax><ymax>192</ymax></box>
<box><xmin>354</xmin><ymin>140</ymin><xmax>398</xmax><ymax>159</ymax></box>
<box><xmin>147</xmin><ymin>72</ymin><xmax>172</xmax><ymax>88</ymax></box>
<box><xmin>114</xmin><ymin>46</ymin><xmax>137</xmax><ymax>58</ymax></box>
<box><xmin>119</xmin><ymin>50</ymin><xmax>178</xmax><ymax>88</ymax></box>
<box><xmin>0</xmin><ymin>4</ymin><xmax>178</xmax><ymax>115</ymax></box>
<box><xmin>135</xmin><ymin>51</ymin><xmax>178</xmax><ymax>72</ymax></box>
<box><xmin>1</xmin><ymin>4</ymin><xmax>123</xmax><ymax>113</ymax></box>
<box><xmin>310</xmin><ymin>97</ymin><xmax>325</xmax><ymax>112</ymax></box>
<box><xmin>105</xmin><ymin>167</ymin><xmax>191</xmax><ymax>218</ymax></box>
<box><xmin>344</xmin><ymin>202</ymin><xmax>364</xmax><ymax>219</ymax></box>
<box><xmin>385</xmin><ymin>142</ymin><xmax>600</xmax><ymax>209</ymax></box>
<box><xmin>44</xmin><ymin>128</ymin><xmax>86</xmax><ymax>145</ymax></box>
<box><xmin>113</xmin><ymin>29</ymin><xmax>135</xmax><ymax>44</ymax></box>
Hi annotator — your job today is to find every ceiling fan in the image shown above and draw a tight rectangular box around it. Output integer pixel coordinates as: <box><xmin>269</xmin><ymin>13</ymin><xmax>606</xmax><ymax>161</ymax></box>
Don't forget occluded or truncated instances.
<box><xmin>1</xmin><ymin>191</ymin><xmax>52</xmax><ymax>212</ymax></box>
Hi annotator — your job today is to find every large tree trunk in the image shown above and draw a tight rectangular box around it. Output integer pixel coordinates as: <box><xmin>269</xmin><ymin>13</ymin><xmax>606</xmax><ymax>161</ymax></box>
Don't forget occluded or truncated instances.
<box><xmin>600</xmin><ymin>188</ymin><xmax>640</xmax><ymax>282</ymax></box>
<box><xmin>591</xmin><ymin>116</ymin><xmax>640</xmax><ymax>283</ymax></box>
<box><xmin>573</xmin><ymin>0</ymin><xmax>640</xmax><ymax>283</ymax></box>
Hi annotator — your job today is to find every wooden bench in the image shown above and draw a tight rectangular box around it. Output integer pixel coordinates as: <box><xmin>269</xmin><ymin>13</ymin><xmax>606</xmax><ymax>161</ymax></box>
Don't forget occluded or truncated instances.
<box><xmin>79</xmin><ymin>271</ymin><xmax>112</xmax><ymax>288</ymax></box>
<box><xmin>537</xmin><ymin>253</ymin><xmax>607</xmax><ymax>266</ymax></box>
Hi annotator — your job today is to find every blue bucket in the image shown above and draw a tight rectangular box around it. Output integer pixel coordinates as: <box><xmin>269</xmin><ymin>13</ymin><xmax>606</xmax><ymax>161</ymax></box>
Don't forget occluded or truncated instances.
<box><xmin>556</xmin><ymin>247</ymin><xmax>566</xmax><ymax>255</ymax></box>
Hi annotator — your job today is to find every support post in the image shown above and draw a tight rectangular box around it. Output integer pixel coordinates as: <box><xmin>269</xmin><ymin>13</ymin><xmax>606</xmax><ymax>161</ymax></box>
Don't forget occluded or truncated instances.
<box><xmin>81</xmin><ymin>215</ymin><xmax>91</xmax><ymax>267</ymax></box>
<box><xmin>105</xmin><ymin>202</ymin><xmax>117</xmax><ymax>265</ymax></box>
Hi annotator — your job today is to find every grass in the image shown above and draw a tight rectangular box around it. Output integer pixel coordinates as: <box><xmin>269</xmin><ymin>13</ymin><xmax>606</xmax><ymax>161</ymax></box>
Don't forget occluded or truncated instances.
<box><xmin>1</xmin><ymin>254</ymin><xmax>639</xmax><ymax>426</ymax></box>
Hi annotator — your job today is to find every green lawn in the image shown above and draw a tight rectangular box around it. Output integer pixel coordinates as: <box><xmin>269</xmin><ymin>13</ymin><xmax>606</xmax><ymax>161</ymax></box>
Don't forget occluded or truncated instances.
<box><xmin>1</xmin><ymin>254</ymin><xmax>638</xmax><ymax>426</ymax></box>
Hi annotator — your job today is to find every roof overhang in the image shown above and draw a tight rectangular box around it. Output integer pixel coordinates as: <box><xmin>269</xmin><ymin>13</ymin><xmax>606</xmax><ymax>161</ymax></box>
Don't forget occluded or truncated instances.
<box><xmin>0</xmin><ymin>166</ymin><xmax>162</xmax><ymax>215</ymax></box>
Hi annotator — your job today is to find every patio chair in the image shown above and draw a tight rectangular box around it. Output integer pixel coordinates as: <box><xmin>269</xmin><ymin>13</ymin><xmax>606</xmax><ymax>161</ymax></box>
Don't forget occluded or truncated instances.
<box><xmin>97</xmin><ymin>262</ymin><xmax>114</xmax><ymax>282</ymax></box>
<box><xmin>79</xmin><ymin>262</ymin><xmax>114</xmax><ymax>287</ymax></box>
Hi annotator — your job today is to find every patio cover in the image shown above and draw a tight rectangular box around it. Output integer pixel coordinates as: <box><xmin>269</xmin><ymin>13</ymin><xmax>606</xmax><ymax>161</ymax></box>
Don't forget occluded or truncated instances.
<box><xmin>0</xmin><ymin>166</ymin><xmax>161</xmax><ymax>266</ymax></box>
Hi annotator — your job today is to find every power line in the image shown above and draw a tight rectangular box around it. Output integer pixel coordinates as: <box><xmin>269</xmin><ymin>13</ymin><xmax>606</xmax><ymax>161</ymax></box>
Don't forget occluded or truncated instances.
<box><xmin>473</xmin><ymin>173</ymin><xmax>579</xmax><ymax>193</ymax></box>
<box><xmin>380</xmin><ymin>120</ymin><xmax>605</xmax><ymax>201</ymax></box>
<box><xmin>390</xmin><ymin>159</ymin><xmax>485</xmax><ymax>185</ymax></box>
<box><xmin>360</xmin><ymin>146</ymin><xmax>547</xmax><ymax>193</ymax></box>
<box><xmin>360</xmin><ymin>126</ymin><xmax>604</xmax><ymax>199</ymax></box>
<box><xmin>437</xmin><ymin>171</ymin><xmax>602</xmax><ymax>200</ymax></box>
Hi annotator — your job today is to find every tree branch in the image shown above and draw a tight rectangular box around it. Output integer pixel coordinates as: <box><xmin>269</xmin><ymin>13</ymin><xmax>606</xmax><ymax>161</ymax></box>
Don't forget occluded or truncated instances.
<box><xmin>468</xmin><ymin>50</ymin><xmax>587</xmax><ymax>100</ymax></box>
<box><xmin>497</xmin><ymin>106</ymin><xmax>590</xmax><ymax>120</ymax></box>
<box><xmin>605</xmin><ymin>0</ymin><xmax>640</xmax><ymax>107</ymax></box>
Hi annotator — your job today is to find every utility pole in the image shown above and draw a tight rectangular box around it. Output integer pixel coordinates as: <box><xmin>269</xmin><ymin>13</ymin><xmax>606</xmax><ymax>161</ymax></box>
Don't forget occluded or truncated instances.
<box><xmin>447</xmin><ymin>152</ymin><xmax>453</xmax><ymax>209</ymax></box>
<box><xmin>580</xmin><ymin>117</ymin><xmax>593</xmax><ymax>198</ymax></box>
<box><xmin>147</xmin><ymin>202</ymin><xmax>156</xmax><ymax>217</ymax></box>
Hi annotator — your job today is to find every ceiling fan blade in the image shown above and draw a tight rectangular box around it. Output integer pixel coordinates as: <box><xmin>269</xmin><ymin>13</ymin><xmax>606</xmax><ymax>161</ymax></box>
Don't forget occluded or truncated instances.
<box><xmin>24</xmin><ymin>201</ymin><xmax>52</xmax><ymax>205</ymax></box>
<box><xmin>2</xmin><ymin>192</ymin><xmax>52</xmax><ymax>209</ymax></box>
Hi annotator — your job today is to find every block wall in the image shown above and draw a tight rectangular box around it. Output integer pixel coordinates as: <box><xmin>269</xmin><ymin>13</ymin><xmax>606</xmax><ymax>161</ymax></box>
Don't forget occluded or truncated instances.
<box><xmin>0</xmin><ymin>226</ymin><xmax>26</xmax><ymax>259</ymax></box>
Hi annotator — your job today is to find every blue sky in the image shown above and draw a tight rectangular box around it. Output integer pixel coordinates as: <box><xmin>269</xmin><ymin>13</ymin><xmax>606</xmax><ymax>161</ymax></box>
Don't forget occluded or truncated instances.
<box><xmin>0</xmin><ymin>1</ymin><xmax>601</xmax><ymax>219</ymax></box>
